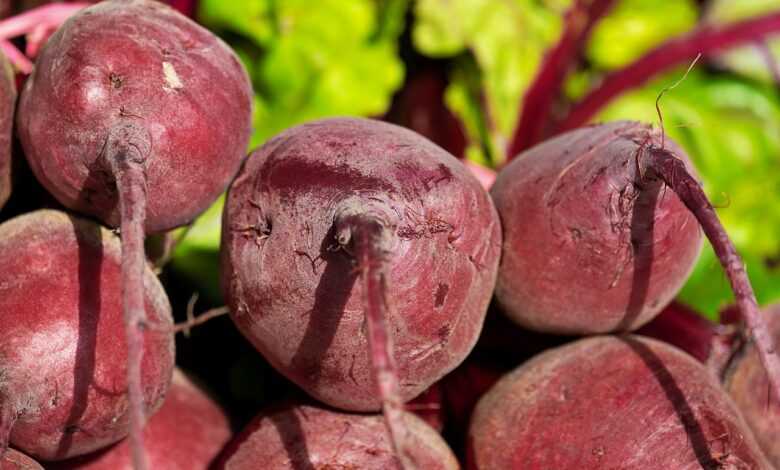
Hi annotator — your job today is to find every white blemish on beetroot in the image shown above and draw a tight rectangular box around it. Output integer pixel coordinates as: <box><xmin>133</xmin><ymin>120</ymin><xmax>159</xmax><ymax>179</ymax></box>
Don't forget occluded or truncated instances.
<box><xmin>162</xmin><ymin>61</ymin><xmax>183</xmax><ymax>90</ymax></box>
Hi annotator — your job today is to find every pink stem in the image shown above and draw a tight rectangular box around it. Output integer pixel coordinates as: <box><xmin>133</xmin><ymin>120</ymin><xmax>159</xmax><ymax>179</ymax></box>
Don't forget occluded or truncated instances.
<box><xmin>0</xmin><ymin>3</ymin><xmax>88</xmax><ymax>40</ymax></box>
<box><xmin>644</xmin><ymin>145</ymin><xmax>780</xmax><ymax>405</ymax></box>
<box><xmin>0</xmin><ymin>40</ymin><xmax>31</xmax><ymax>74</ymax></box>
<box><xmin>345</xmin><ymin>215</ymin><xmax>414</xmax><ymax>469</ymax></box>
<box><xmin>25</xmin><ymin>24</ymin><xmax>53</xmax><ymax>59</ymax></box>
<box><xmin>507</xmin><ymin>0</ymin><xmax>616</xmax><ymax>157</ymax></box>
<box><xmin>559</xmin><ymin>11</ymin><xmax>780</xmax><ymax>131</ymax></box>
<box><xmin>465</xmin><ymin>161</ymin><xmax>496</xmax><ymax>190</ymax></box>
<box><xmin>108</xmin><ymin>130</ymin><xmax>150</xmax><ymax>470</ymax></box>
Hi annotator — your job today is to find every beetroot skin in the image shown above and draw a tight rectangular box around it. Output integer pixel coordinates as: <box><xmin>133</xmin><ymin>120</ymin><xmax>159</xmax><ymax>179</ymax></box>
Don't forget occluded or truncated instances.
<box><xmin>491</xmin><ymin>121</ymin><xmax>702</xmax><ymax>334</ymax></box>
<box><xmin>1</xmin><ymin>449</ymin><xmax>42</xmax><ymax>470</ymax></box>
<box><xmin>469</xmin><ymin>335</ymin><xmax>770</xmax><ymax>469</ymax></box>
<box><xmin>0</xmin><ymin>51</ymin><xmax>14</xmax><ymax>209</ymax></box>
<box><xmin>216</xmin><ymin>404</ymin><xmax>459</xmax><ymax>470</ymax></box>
<box><xmin>221</xmin><ymin>117</ymin><xmax>501</xmax><ymax>412</ymax></box>
<box><xmin>724</xmin><ymin>303</ymin><xmax>780</xmax><ymax>466</ymax></box>
<box><xmin>0</xmin><ymin>210</ymin><xmax>174</xmax><ymax>460</ymax></box>
<box><xmin>52</xmin><ymin>369</ymin><xmax>231</xmax><ymax>470</ymax></box>
<box><xmin>16</xmin><ymin>0</ymin><xmax>252</xmax><ymax>232</ymax></box>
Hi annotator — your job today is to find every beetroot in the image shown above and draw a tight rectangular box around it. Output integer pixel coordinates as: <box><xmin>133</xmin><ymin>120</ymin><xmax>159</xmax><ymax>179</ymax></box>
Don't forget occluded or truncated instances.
<box><xmin>216</xmin><ymin>403</ymin><xmax>459</xmax><ymax>470</ymax></box>
<box><xmin>469</xmin><ymin>335</ymin><xmax>771</xmax><ymax>469</ymax></box>
<box><xmin>0</xmin><ymin>210</ymin><xmax>174</xmax><ymax>460</ymax></box>
<box><xmin>16</xmin><ymin>1</ymin><xmax>251</xmax><ymax>465</ymax></box>
<box><xmin>52</xmin><ymin>369</ymin><xmax>231</xmax><ymax>470</ymax></box>
<box><xmin>492</xmin><ymin>121</ymin><xmax>702</xmax><ymax>334</ymax></box>
<box><xmin>1</xmin><ymin>449</ymin><xmax>42</xmax><ymax>470</ymax></box>
<box><xmin>221</xmin><ymin>117</ymin><xmax>501</xmax><ymax>463</ymax></box>
<box><xmin>723</xmin><ymin>303</ymin><xmax>780</xmax><ymax>466</ymax></box>
<box><xmin>0</xmin><ymin>51</ymin><xmax>13</xmax><ymax>209</ymax></box>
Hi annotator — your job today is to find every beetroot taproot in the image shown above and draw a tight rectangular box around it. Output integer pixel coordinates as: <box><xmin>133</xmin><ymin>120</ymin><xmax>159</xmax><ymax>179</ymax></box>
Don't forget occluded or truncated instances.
<box><xmin>216</xmin><ymin>403</ymin><xmax>459</xmax><ymax>470</ymax></box>
<box><xmin>723</xmin><ymin>303</ymin><xmax>780</xmax><ymax>466</ymax></box>
<box><xmin>52</xmin><ymin>369</ymin><xmax>230</xmax><ymax>470</ymax></box>
<box><xmin>0</xmin><ymin>51</ymin><xmax>13</xmax><ymax>209</ymax></box>
<box><xmin>492</xmin><ymin>121</ymin><xmax>702</xmax><ymax>334</ymax></box>
<box><xmin>221</xmin><ymin>117</ymin><xmax>500</xmax><ymax>464</ymax></box>
<box><xmin>0</xmin><ymin>210</ymin><xmax>174</xmax><ymax>461</ymax></box>
<box><xmin>469</xmin><ymin>335</ymin><xmax>770</xmax><ymax>469</ymax></box>
<box><xmin>16</xmin><ymin>2</ymin><xmax>251</xmax><ymax>465</ymax></box>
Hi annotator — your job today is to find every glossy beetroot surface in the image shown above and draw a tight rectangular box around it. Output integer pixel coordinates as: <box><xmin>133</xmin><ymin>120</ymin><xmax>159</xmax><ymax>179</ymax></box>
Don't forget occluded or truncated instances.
<box><xmin>52</xmin><ymin>369</ymin><xmax>230</xmax><ymax>470</ymax></box>
<box><xmin>0</xmin><ymin>52</ymin><xmax>14</xmax><ymax>209</ymax></box>
<box><xmin>221</xmin><ymin>117</ymin><xmax>501</xmax><ymax>411</ymax></box>
<box><xmin>0</xmin><ymin>210</ymin><xmax>174</xmax><ymax>460</ymax></box>
<box><xmin>491</xmin><ymin>121</ymin><xmax>702</xmax><ymax>334</ymax></box>
<box><xmin>469</xmin><ymin>335</ymin><xmax>770</xmax><ymax>469</ymax></box>
<box><xmin>216</xmin><ymin>404</ymin><xmax>459</xmax><ymax>470</ymax></box>
<box><xmin>16</xmin><ymin>0</ymin><xmax>252</xmax><ymax>232</ymax></box>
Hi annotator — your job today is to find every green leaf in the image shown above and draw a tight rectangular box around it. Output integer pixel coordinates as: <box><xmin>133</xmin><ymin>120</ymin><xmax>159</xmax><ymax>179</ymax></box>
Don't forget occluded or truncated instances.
<box><xmin>705</xmin><ymin>0</ymin><xmax>780</xmax><ymax>84</ymax></box>
<box><xmin>586</xmin><ymin>0</ymin><xmax>698</xmax><ymax>70</ymax></box>
<box><xmin>596</xmin><ymin>70</ymin><xmax>780</xmax><ymax>317</ymax></box>
<box><xmin>413</xmin><ymin>0</ymin><xmax>568</xmax><ymax>164</ymax></box>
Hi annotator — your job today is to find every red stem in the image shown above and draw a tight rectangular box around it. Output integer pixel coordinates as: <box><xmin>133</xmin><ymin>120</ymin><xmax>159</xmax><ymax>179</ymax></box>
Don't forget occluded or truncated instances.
<box><xmin>643</xmin><ymin>146</ymin><xmax>780</xmax><ymax>404</ymax></box>
<box><xmin>507</xmin><ymin>0</ymin><xmax>616</xmax><ymax>157</ymax></box>
<box><xmin>109</xmin><ymin>140</ymin><xmax>149</xmax><ymax>470</ymax></box>
<box><xmin>0</xmin><ymin>40</ymin><xmax>31</xmax><ymax>74</ymax></box>
<box><xmin>559</xmin><ymin>11</ymin><xmax>780</xmax><ymax>131</ymax></box>
<box><xmin>346</xmin><ymin>215</ymin><xmax>414</xmax><ymax>470</ymax></box>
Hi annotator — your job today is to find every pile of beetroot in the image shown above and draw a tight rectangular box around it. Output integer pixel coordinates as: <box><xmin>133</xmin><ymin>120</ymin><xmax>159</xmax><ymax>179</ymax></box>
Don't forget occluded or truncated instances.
<box><xmin>1</xmin><ymin>1</ymin><xmax>780</xmax><ymax>469</ymax></box>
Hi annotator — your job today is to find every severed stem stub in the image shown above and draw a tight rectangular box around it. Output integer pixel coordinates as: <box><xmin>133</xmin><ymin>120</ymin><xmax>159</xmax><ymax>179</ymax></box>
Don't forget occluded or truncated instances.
<box><xmin>105</xmin><ymin>124</ymin><xmax>151</xmax><ymax>470</ymax></box>
<box><xmin>638</xmin><ymin>143</ymin><xmax>780</xmax><ymax>405</ymax></box>
<box><xmin>335</xmin><ymin>211</ymin><xmax>416</xmax><ymax>470</ymax></box>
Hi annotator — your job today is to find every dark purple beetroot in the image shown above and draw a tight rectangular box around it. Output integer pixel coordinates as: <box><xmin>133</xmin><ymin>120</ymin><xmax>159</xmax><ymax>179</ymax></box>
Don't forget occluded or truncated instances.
<box><xmin>723</xmin><ymin>303</ymin><xmax>780</xmax><ymax>466</ymax></box>
<box><xmin>17</xmin><ymin>0</ymin><xmax>251</xmax><ymax>231</ymax></box>
<box><xmin>16</xmin><ymin>2</ymin><xmax>251</xmax><ymax>465</ymax></box>
<box><xmin>51</xmin><ymin>369</ymin><xmax>231</xmax><ymax>470</ymax></box>
<box><xmin>221</xmin><ymin>117</ymin><xmax>500</xmax><ymax>411</ymax></box>
<box><xmin>469</xmin><ymin>335</ymin><xmax>771</xmax><ymax>469</ymax></box>
<box><xmin>0</xmin><ymin>51</ymin><xmax>13</xmax><ymax>209</ymax></box>
<box><xmin>1</xmin><ymin>449</ymin><xmax>42</xmax><ymax>470</ymax></box>
<box><xmin>215</xmin><ymin>404</ymin><xmax>459</xmax><ymax>470</ymax></box>
<box><xmin>0</xmin><ymin>210</ymin><xmax>174</xmax><ymax>460</ymax></box>
<box><xmin>491</xmin><ymin>121</ymin><xmax>702</xmax><ymax>334</ymax></box>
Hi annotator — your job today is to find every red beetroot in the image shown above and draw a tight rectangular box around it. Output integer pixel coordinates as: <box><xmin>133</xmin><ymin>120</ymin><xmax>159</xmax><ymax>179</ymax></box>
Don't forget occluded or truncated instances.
<box><xmin>0</xmin><ymin>50</ymin><xmax>13</xmax><ymax>209</ymax></box>
<box><xmin>1</xmin><ymin>449</ymin><xmax>42</xmax><ymax>470</ymax></box>
<box><xmin>636</xmin><ymin>301</ymin><xmax>716</xmax><ymax>363</ymax></box>
<box><xmin>216</xmin><ymin>404</ymin><xmax>459</xmax><ymax>470</ymax></box>
<box><xmin>16</xmin><ymin>1</ymin><xmax>251</xmax><ymax>466</ymax></box>
<box><xmin>52</xmin><ymin>369</ymin><xmax>231</xmax><ymax>470</ymax></box>
<box><xmin>221</xmin><ymin>117</ymin><xmax>501</xmax><ymax>464</ymax></box>
<box><xmin>0</xmin><ymin>210</ymin><xmax>174</xmax><ymax>460</ymax></box>
<box><xmin>723</xmin><ymin>303</ymin><xmax>780</xmax><ymax>466</ymax></box>
<box><xmin>469</xmin><ymin>335</ymin><xmax>771</xmax><ymax>469</ymax></box>
<box><xmin>492</xmin><ymin>121</ymin><xmax>703</xmax><ymax>334</ymax></box>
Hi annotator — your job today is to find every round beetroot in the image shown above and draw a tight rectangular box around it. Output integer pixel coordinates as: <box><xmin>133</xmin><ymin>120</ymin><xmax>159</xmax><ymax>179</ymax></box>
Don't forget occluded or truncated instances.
<box><xmin>16</xmin><ymin>0</ymin><xmax>251</xmax><ymax>232</ymax></box>
<box><xmin>0</xmin><ymin>210</ymin><xmax>174</xmax><ymax>460</ymax></box>
<box><xmin>491</xmin><ymin>121</ymin><xmax>702</xmax><ymax>334</ymax></box>
<box><xmin>221</xmin><ymin>117</ymin><xmax>501</xmax><ymax>412</ymax></box>
<box><xmin>51</xmin><ymin>369</ymin><xmax>230</xmax><ymax>470</ymax></box>
<box><xmin>724</xmin><ymin>303</ymin><xmax>780</xmax><ymax>466</ymax></box>
<box><xmin>216</xmin><ymin>404</ymin><xmax>459</xmax><ymax>470</ymax></box>
<box><xmin>469</xmin><ymin>335</ymin><xmax>770</xmax><ymax>469</ymax></box>
<box><xmin>0</xmin><ymin>51</ymin><xmax>14</xmax><ymax>209</ymax></box>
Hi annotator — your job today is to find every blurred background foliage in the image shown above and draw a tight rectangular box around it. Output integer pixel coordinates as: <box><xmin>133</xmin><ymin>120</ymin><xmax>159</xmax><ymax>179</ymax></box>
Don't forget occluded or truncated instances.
<box><xmin>175</xmin><ymin>0</ymin><xmax>780</xmax><ymax>321</ymax></box>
